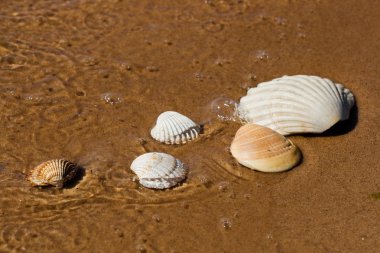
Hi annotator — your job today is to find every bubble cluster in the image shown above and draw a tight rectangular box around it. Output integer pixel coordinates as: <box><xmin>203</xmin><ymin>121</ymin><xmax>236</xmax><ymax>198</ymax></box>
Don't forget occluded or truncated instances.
<box><xmin>152</xmin><ymin>214</ymin><xmax>161</xmax><ymax>223</ymax></box>
<box><xmin>76</xmin><ymin>90</ymin><xmax>86</xmax><ymax>96</ymax></box>
<box><xmin>101</xmin><ymin>92</ymin><xmax>123</xmax><ymax>105</ymax></box>
<box><xmin>202</xmin><ymin>20</ymin><xmax>224</xmax><ymax>33</ymax></box>
<box><xmin>217</xmin><ymin>181</ymin><xmax>230</xmax><ymax>192</ymax></box>
<box><xmin>210</xmin><ymin>97</ymin><xmax>239</xmax><ymax>121</ymax></box>
<box><xmin>255</xmin><ymin>50</ymin><xmax>269</xmax><ymax>61</ymax></box>
<box><xmin>220</xmin><ymin>217</ymin><xmax>232</xmax><ymax>230</ymax></box>
<box><xmin>197</xmin><ymin>175</ymin><xmax>212</xmax><ymax>188</ymax></box>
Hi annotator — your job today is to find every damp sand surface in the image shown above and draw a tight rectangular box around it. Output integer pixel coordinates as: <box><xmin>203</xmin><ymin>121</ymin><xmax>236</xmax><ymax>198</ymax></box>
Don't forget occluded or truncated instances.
<box><xmin>0</xmin><ymin>1</ymin><xmax>380</xmax><ymax>252</ymax></box>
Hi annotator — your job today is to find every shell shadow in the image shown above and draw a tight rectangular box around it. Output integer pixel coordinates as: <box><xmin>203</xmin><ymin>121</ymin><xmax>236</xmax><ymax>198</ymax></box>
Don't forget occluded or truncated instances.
<box><xmin>199</xmin><ymin>124</ymin><xmax>205</xmax><ymax>134</ymax></box>
<box><xmin>65</xmin><ymin>165</ymin><xmax>86</xmax><ymax>189</ymax></box>
<box><xmin>292</xmin><ymin>150</ymin><xmax>304</xmax><ymax>171</ymax></box>
<box><xmin>303</xmin><ymin>104</ymin><xmax>358</xmax><ymax>137</ymax></box>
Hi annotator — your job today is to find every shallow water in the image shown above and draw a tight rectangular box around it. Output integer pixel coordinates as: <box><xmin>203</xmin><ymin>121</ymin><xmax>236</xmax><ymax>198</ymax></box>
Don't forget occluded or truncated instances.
<box><xmin>1</xmin><ymin>0</ymin><xmax>380</xmax><ymax>252</ymax></box>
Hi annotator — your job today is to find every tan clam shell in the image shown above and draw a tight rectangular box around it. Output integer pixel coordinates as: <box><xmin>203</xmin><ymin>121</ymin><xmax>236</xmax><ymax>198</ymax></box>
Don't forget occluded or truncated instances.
<box><xmin>238</xmin><ymin>75</ymin><xmax>355</xmax><ymax>135</ymax></box>
<box><xmin>230</xmin><ymin>124</ymin><xmax>301</xmax><ymax>172</ymax></box>
<box><xmin>27</xmin><ymin>159</ymin><xmax>78</xmax><ymax>188</ymax></box>
<box><xmin>130</xmin><ymin>152</ymin><xmax>187</xmax><ymax>189</ymax></box>
<box><xmin>150</xmin><ymin>111</ymin><xmax>200</xmax><ymax>144</ymax></box>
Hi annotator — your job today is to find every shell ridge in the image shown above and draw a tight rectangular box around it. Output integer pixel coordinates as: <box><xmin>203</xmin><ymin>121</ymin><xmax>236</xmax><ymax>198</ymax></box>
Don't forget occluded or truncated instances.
<box><xmin>234</xmin><ymin>134</ymin><xmax>287</xmax><ymax>149</ymax></box>
<box><xmin>250</xmin><ymin>113</ymin><xmax>322</xmax><ymax>126</ymax></box>
<box><xmin>231</xmin><ymin>124</ymin><xmax>301</xmax><ymax>171</ymax></box>
<box><xmin>170</xmin><ymin>114</ymin><xmax>190</xmax><ymax>143</ymax></box>
<box><xmin>234</xmin><ymin>128</ymin><xmax>279</xmax><ymax>145</ymax></box>
<box><xmin>323</xmin><ymin>78</ymin><xmax>344</xmax><ymax>109</ymax></box>
<box><xmin>130</xmin><ymin>152</ymin><xmax>187</xmax><ymax>189</ymax></box>
<box><xmin>276</xmin><ymin>76</ymin><xmax>333</xmax><ymax>114</ymax></box>
<box><xmin>234</xmin><ymin>124</ymin><xmax>263</xmax><ymax>140</ymax></box>
<box><xmin>244</xmin><ymin>81</ymin><xmax>321</xmax><ymax>107</ymax></box>
<box><xmin>169</xmin><ymin>113</ymin><xmax>185</xmax><ymax>133</ymax></box>
<box><xmin>28</xmin><ymin>159</ymin><xmax>78</xmax><ymax>187</ymax></box>
<box><xmin>239</xmin><ymin>84</ymin><xmax>323</xmax><ymax>120</ymax></box>
<box><xmin>238</xmin><ymin>75</ymin><xmax>355</xmax><ymax>135</ymax></box>
<box><xmin>165</xmin><ymin>115</ymin><xmax>181</xmax><ymax>144</ymax></box>
<box><xmin>162</xmin><ymin>117</ymin><xmax>173</xmax><ymax>144</ymax></box>
<box><xmin>44</xmin><ymin>160</ymin><xmax>59</xmax><ymax>182</ymax></box>
<box><xmin>305</xmin><ymin>76</ymin><xmax>338</xmax><ymax>113</ymax></box>
<box><xmin>277</xmin><ymin>78</ymin><xmax>328</xmax><ymax>111</ymax></box>
<box><xmin>151</xmin><ymin>111</ymin><xmax>200</xmax><ymax>144</ymax></box>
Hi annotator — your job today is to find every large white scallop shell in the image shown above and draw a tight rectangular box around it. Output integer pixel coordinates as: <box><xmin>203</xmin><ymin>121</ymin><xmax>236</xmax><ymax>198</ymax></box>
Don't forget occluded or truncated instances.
<box><xmin>151</xmin><ymin>111</ymin><xmax>200</xmax><ymax>144</ymax></box>
<box><xmin>27</xmin><ymin>159</ymin><xmax>78</xmax><ymax>188</ymax></box>
<box><xmin>230</xmin><ymin>124</ymin><xmax>301</xmax><ymax>172</ymax></box>
<box><xmin>130</xmin><ymin>152</ymin><xmax>188</xmax><ymax>189</ymax></box>
<box><xmin>238</xmin><ymin>75</ymin><xmax>355</xmax><ymax>135</ymax></box>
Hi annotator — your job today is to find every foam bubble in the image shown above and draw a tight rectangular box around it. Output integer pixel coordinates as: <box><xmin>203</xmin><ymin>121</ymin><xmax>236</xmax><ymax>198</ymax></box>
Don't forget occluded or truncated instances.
<box><xmin>210</xmin><ymin>97</ymin><xmax>239</xmax><ymax>121</ymax></box>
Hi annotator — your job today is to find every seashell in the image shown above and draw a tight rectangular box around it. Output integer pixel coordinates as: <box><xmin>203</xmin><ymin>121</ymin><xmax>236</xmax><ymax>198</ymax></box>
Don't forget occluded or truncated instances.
<box><xmin>238</xmin><ymin>75</ymin><xmax>355</xmax><ymax>135</ymax></box>
<box><xmin>230</xmin><ymin>124</ymin><xmax>301</xmax><ymax>172</ymax></box>
<box><xmin>151</xmin><ymin>111</ymin><xmax>201</xmax><ymax>144</ymax></box>
<box><xmin>130</xmin><ymin>152</ymin><xmax>188</xmax><ymax>189</ymax></box>
<box><xmin>27</xmin><ymin>159</ymin><xmax>79</xmax><ymax>188</ymax></box>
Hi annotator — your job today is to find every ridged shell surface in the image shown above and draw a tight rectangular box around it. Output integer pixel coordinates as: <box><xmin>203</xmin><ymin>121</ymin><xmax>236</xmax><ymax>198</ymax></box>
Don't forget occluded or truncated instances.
<box><xmin>130</xmin><ymin>152</ymin><xmax>188</xmax><ymax>189</ymax></box>
<box><xmin>238</xmin><ymin>75</ymin><xmax>355</xmax><ymax>135</ymax></box>
<box><xmin>151</xmin><ymin>111</ymin><xmax>200</xmax><ymax>144</ymax></box>
<box><xmin>27</xmin><ymin>159</ymin><xmax>78</xmax><ymax>188</ymax></box>
<box><xmin>230</xmin><ymin>124</ymin><xmax>301</xmax><ymax>172</ymax></box>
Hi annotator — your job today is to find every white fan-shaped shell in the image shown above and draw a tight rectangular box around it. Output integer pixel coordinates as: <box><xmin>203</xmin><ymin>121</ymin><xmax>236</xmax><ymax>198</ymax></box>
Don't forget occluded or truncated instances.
<box><xmin>238</xmin><ymin>75</ymin><xmax>355</xmax><ymax>135</ymax></box>
<box><xmin>151</xmin><ymin>111</ymin><xmax>200</xmax><ymax>144</ymax></box>
<box><xmin>130</xmin><ymin>152</ymin><xmax>188</xmax><ymax>189</ymax></box>
<box><xmin>27</xmin><ymin>159</ymin><xmax>78</xmax><ymax>188</ymax></box>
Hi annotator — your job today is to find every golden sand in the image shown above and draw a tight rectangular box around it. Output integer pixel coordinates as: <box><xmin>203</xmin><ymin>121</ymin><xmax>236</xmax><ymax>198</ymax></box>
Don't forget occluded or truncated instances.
<box><xmin>0</xmin><ymin>1</ymin><xmax>379</xmax><ymax>252</ymax></box>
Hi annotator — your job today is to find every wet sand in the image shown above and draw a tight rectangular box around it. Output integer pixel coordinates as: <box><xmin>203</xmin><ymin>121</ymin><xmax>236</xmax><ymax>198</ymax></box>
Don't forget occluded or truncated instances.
<box><xmin>0</xmin><ymin>0</ymin><xmax>380</xmax><ymax>252</ymax></box>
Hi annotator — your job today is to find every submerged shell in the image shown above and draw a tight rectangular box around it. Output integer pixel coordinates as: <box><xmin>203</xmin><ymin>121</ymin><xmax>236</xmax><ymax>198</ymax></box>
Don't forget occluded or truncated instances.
<box><xmin>130</xmin><ymin>152</ymin><xmax>187</xmax><ymax>189</ymax></box>
<box><xmin>230</xmin><ymin>124</ymin><xmax>301</xmax><ymax>172</ymax></box>
<box><xmin>27</xmin><ymin>159</ymin><xmax>78</xmax><ymax>188</ymax></box>
<box><xmin>238</xmin><ymin>75</ymin><xmax>355</xmax><ymax>135</ymax></box>
<box><xmin>151</xmin><ymin>111</ymin><xmax>200</xmax><ymax>144</ymax></box>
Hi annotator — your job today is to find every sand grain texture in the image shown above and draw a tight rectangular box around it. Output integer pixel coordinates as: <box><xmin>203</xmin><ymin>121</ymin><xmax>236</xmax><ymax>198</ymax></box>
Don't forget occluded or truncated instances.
<box><xmin>0</xmin><ymin>0</ymin><xmax>379</xmax><ymax>252</ymax></box>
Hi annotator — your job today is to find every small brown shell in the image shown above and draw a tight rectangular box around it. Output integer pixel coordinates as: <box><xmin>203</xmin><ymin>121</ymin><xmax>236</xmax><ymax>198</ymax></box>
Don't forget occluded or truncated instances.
<box><xmin>230</xmin><ymin>124</ymin><xmax>301</xmax><ymax>172</ymax></box>
<box><xmin>27</xmin><ymin>159</ymin><xmax>79</xmax><ymax>188</ymax></box>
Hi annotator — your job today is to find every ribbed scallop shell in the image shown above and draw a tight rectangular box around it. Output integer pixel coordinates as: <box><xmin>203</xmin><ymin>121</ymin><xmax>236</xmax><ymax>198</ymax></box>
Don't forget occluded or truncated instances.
<box><xmin>27</xmin><ymin>159</ymin><xmax>78</xmax><ymax>188</ymax></box>
<box><xmin>151</xmin><ymin>111</ymin><xmax>200</xmax><ymax>144</ymax></box>
<box><xmin>130</xmin><ymin>152</ymin><xmax>188</xmax><ymax>189</ymax></box>
<box><xmin>238</xmin><ymin>75</ymin><xmax>355</xmax><ymax>135</ymax></box>
<box><xmin>230</xmin><ymin>124</ymin><xmax>301</xmax><ymax>172</ymax></box>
